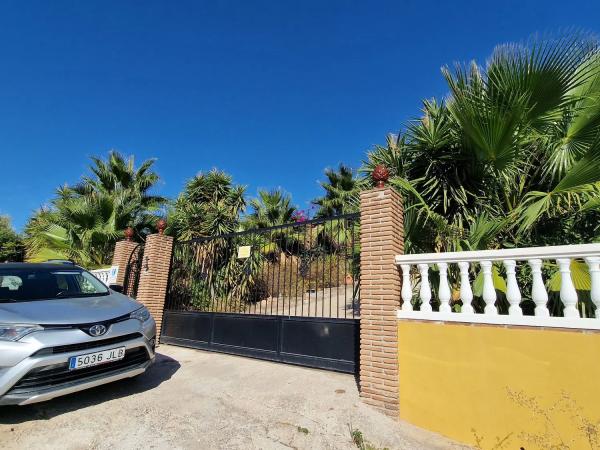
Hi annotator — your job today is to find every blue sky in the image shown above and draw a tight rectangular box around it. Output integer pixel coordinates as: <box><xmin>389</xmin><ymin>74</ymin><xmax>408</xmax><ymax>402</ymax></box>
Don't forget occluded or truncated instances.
<box><xmin>1</xmin><ymin>0</ymin><xmax>599</xmax><ymax>230</ymax></box>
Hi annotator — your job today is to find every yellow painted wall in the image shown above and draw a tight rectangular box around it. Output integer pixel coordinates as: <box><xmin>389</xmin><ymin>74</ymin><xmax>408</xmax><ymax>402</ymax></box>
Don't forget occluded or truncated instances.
<box><xmin>398</xmin><ymin>321</ymin><xmax>600</xmax><ymax>449</ymax></box>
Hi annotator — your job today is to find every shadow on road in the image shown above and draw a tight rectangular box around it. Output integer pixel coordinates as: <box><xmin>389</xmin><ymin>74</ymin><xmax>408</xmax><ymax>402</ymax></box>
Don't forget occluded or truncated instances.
<box><xmin>0</xmin><ymin>352</ymin><xmax>180</xmax><ymax>425</ymax></box>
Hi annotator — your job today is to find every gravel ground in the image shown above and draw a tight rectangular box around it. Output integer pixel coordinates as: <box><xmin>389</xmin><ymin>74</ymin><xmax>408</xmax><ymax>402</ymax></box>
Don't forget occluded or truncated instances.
<box><xmin>0</xmin><ymin>345</ymin><xmax>468</xmax><ymax>450</ymax></box>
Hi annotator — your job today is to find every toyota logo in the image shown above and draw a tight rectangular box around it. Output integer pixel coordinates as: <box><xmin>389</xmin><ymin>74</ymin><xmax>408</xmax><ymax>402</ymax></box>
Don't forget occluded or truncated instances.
<box><xmin>88</xmin><ymin>324</ymin><xmax>107</xmax><ymax>337</ymax></box>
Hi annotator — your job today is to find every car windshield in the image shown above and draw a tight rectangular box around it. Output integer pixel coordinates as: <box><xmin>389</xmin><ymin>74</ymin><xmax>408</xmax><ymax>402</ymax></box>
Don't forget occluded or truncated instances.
<box><xmin>0</xmin><ymin>268</ymin><xmax>109</xmax><ymax>302</ymax></box>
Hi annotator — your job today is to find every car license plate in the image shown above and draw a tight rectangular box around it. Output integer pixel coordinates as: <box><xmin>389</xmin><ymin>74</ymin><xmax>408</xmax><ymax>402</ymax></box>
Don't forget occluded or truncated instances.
<box><xmin>69</xmin><ymin>347</ymin><xmax>126</xmax><ymax>370</ymax></box>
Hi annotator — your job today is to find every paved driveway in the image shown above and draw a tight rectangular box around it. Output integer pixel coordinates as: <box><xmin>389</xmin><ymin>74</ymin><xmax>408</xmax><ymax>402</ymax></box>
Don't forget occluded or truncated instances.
<box><xmin>0</xmin><ymin>345</ymin><xmax>466</xmax><ymax>449</ymax></box>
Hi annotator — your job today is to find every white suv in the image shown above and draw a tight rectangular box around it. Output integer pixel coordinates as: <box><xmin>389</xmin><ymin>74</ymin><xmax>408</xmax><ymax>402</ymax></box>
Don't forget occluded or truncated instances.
<box><xmin>0</xmin><ymin>263</ymin><xmax>156</xmax><ymax>406</ymax></box>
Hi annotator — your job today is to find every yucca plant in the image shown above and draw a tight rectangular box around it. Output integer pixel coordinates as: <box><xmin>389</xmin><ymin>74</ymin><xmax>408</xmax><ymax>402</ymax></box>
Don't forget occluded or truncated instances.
<box><xmin>168</xmin><ymin>169</ymin><xmax>246</xmax><ymax>241</ymax></box>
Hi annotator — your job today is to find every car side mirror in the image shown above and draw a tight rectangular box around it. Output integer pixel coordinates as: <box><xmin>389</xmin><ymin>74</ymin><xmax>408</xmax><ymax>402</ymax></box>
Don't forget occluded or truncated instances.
<box><xmin>109</xmin><ymin>284</ymin><xmax>124</xmax><ymax>293</ymax></box>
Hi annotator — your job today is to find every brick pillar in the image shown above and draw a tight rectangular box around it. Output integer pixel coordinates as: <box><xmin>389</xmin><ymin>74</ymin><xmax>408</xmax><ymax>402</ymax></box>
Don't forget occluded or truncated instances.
<box><xmin>136</xmin><ymin>227</ymin><xmax>173</xmax><ymax>339</ymax></box>
<box><xmin>111</xmin><ymin>238</ymin><xmax>138</xmax><ymax>287</ymax></box>
<box><xmin>359</xmin><ymin>179</ymin><xmax>404</xmax><ymax>416</ymax></box>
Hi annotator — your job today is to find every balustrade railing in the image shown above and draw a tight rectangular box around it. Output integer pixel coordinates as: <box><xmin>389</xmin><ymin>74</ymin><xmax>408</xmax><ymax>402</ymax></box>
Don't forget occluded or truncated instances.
<box><xmin>395</xmin><ymin>244</ymin><xmax>600</xmax><ymax>329</ymax></box>
<box><xmin>90</xmin><ymin>266</ymin><xmax>118</xmax><ymax>287</ymax></box>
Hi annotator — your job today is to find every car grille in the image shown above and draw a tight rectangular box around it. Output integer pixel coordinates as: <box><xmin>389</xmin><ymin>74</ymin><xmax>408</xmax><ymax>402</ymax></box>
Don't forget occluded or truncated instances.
<box><xmin>40</xmin><ymin>313</ymin><xmax>132</xmax><ymax>332</ymax></box>
<box><xmin>8</xmin><ymin>347</ymin><xmax>150</xmax><ymax>395</ymax></box>
<box><xmin>33</xmin><ymin>333</ymin><xmax>143</xmax><ymax>356</ymax></box>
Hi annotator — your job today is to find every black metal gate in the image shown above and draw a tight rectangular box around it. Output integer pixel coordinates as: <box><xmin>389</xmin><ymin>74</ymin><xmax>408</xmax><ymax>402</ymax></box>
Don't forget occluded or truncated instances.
<box><xmin>161</xmin><ymin>213</ymin><xmax>360</xmax><ymax>373</ymax></box>
<box><xmin>123</xmin><ymin>243</ymin><xmax>144</xmax><ymax>298</ymax></box>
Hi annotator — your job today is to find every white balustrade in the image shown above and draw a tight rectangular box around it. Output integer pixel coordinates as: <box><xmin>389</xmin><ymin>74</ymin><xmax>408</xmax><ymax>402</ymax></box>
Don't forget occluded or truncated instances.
<box><xmin>458</xmin><ymin>261</ymin><xmax>474</xmax><ymax>314</ymax></box>
<box><xmin>504</xmin><ymin>260</ymin><xmax>522</xmax><ymax>316</ymax></box>
<box><xmin>395</xmin><ymin>243</ymin><xmax>600</xmax><ymax>330</ymax></box>
<box><xmin>557</xmin><ymin>258</ymin><xmax>579</xmax><ymax>318</ymax></box>
<box><xmin>437</xmin><ymin>262</ymin><xmax>451</xmax><ymax>313</ymax></box>
<box><xmin>480</xmin><ymin>260</ymin><xmax>497</xmax><ymax>315</ymax></box>
<box><xmin>400</xmin><ymin>264</ymin><xmax>413</xmax><ymax>311</ymax></box>
<box><xmin>528</xmin><ymin>259</ymin><xmax>549</xmax><ymax>317</ymax></box>
<box><xmin>585</xmin><ymin>257</ymin><xmax>600</xmax><ymax>319</ymax></box>
<box><xmin>90</xmin><ymin>266</ymin><xmax>119</xmax><ymax>286</ymax></box>
<box><xmin>418</xmin><ymin>263</ymin><xmax>432</xmax><ymax>312</ymax></box>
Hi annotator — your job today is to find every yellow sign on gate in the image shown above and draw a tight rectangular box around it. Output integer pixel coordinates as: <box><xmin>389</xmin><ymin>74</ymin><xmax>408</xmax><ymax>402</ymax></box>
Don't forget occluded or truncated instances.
<box><xmin>237</xmin><ymin>245</ymin><xmax>251</xmax><ymax>259</ymax></box>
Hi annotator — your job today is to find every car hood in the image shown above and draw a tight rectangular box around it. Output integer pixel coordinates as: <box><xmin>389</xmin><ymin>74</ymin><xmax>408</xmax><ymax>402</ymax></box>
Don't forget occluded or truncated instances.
<box><xmin>0</xmin><ymin>292</ymin><xmax>141</xmax><ymax>325</ymax></box>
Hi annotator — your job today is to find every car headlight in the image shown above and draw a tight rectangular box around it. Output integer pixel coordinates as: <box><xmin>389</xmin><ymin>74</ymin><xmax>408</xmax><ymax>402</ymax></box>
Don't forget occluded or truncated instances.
<box><xmin>130</xmin><ymin>306</ymin><xmax>151</xmax><ymax>323</ymax></box>
<box><xmin>0</xmin><ymin>324</ymin><xmax>43</xmax><ymax>341</ymax></box>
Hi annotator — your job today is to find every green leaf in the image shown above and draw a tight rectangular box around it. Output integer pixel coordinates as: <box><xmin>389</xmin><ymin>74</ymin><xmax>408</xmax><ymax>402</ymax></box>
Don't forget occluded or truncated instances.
<box><xmin>548</xmin><ymin>260</ymin><xmax>590</xmax><ymax>291</ymax></box>
<box><xmin>473</xmin><ymin>264</ymin><xmax>507</xmax><ymax>296</ymax></box>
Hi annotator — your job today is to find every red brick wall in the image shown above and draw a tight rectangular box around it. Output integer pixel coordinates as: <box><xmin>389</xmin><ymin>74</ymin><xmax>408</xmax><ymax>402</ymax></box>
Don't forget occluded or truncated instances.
<box><xmin>135</xmin><ymin>233</ymin><xmax>174</xmax><ymax>338</ymax></box>
<box><xmin>359</xmin><ymin>187</ymin><xmax>404</xmax><ymax>416</ymax></box>
<box><xmin>111</xmin><ymin>239</ymin><xmax>138</xmax><ymax>287</ymax></box>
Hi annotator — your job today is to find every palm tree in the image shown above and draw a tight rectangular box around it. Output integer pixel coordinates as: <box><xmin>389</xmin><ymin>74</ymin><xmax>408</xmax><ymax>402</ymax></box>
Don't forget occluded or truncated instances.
<box><xmin>242</xmin><ymin>188</ymin><xmax>299</xmax><ymax>262</ymax></box>
<box><xmin>363</xmin><ymin>32</ymin><xmax>600</xmax><ymax>254</ymax></box>
<box><xmin>246</xmin><ymin>189</ymin><xmax>297</xmax><ymax>229</ymax></box>
<box><xmin>441</xmin><ymin>34</ymin><xmax>600</xmax><ymax>231</ymax></box>
<box><xmin>79</xmin><ymin>152</ymin><xmax>162</xmax><ymax>196</ymax></box>
<box><xmin>313</xmin><ymin>164</ymin><xmax>364</xmax><ymax>217</ymax></box>
<box><xmin>25</xmin><ymin>151</ymin><xmax>164</xmax><ymax>267</ymax></box>
<box><xmin>359</xmin><ymin>32</ymin><xmax>600</xmax><ymax>310</ymax></box>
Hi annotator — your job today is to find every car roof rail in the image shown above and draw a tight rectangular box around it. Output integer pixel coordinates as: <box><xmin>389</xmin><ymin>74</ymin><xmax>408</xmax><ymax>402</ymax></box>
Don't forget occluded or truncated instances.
<box><xmin>45</xmin><ymin>259</ymin><xmax>77</xmax><ymax>265</ymax></box>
